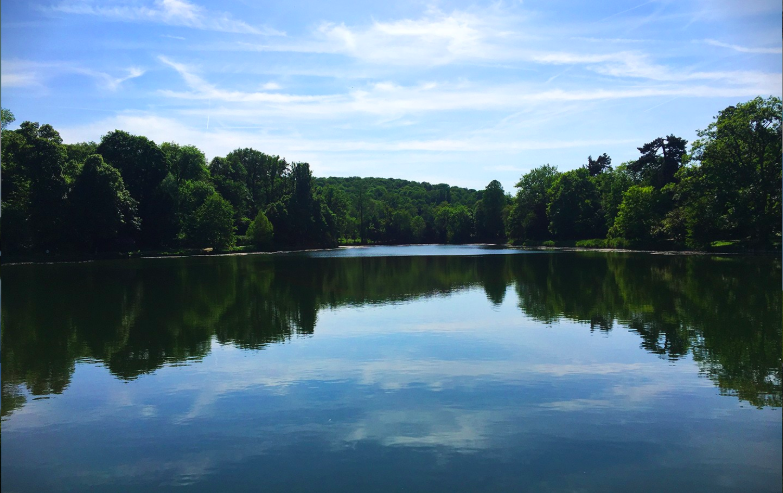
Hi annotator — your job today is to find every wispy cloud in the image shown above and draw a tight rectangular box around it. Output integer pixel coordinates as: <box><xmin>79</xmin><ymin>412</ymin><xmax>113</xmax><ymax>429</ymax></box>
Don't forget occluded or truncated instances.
<box><xmin>158</xmin><ymin>56</ymin><xmax>326</xmax><ymax>103</ymax></box>
<box><xmin>56</xmin><ymin>112</ymin><xmax>639</xmax><ymax>162</ymax></box>
<box><xmin>241</xmin><ymin>7</ymin><xmax>528</xmax><ymax>66</ymax></box>
<box><xmin>1</xmin><ymin>59</ymin><xmax>144</xmax><ymax>90</ymax></box>
<box><xmin>703</xmin><ymin>39</ymin><xmax>782</xmax><ymax>54</ymax></box>
<box><xmin>49</xmin><ymin>0</ymin><xmax>284</xmax><ymax>35</ymax></box>
<box><xmin>1</xmin><ymin>65</ymin><xmax>43</xmax><ymax>88</ymax></box>
<box><xmin>259</xmin><ymin>82</ymin><xmax>281</xmax><ymax>91</ymax></box>
<box><xmin>76</xmin><ymin>66</ymin><xmax>146</xmax><ymax>90</ymax></box>
<box><xmin>159</xmin><ymin>56</ymin><xmax>777</xmax><ymax>120</ymax></box>
<box><xmin>226</xmin><ymin>7</ymin><xmax>779</xmax><ymax>92</ymax></box>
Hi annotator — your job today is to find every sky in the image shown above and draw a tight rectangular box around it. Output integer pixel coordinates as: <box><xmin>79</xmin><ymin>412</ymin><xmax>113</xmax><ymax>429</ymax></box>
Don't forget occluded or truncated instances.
<box><xmin>1</xmin><ymin>0</ymin><xmax>781</xmax><ymax>191</ymax></box>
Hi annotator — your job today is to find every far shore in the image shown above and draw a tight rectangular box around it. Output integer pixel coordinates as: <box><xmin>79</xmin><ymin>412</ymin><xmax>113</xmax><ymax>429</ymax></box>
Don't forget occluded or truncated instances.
<box><xmin>3</xmin><ymin>242</ymin><xmax>779</xmax><ymax>266</ymax></box>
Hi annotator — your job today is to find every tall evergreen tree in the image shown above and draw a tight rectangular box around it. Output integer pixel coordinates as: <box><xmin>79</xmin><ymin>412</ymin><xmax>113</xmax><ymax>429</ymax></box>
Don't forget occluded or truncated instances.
<box><xmin>628</xmin><ymin>135</ymin><xmax>687</xmax><ymax>188</ymax></box>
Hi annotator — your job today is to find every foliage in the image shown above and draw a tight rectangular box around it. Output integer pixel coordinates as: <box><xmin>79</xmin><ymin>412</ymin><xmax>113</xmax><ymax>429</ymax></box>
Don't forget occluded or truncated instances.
<box><xmin>584</xmin><ymin>153</ymin><xmax>612</xmax><ymax>176</ymax></box>
<box><xmin>209</xmin><ymin>155</ymin><xmax>250</xmax><ymax>217</ymax></box>
<box><xmin>474</xmin><ymin>180</ymin><xmax>507</xmax><ymax>242</ymax></box>
<box><xmin>1</xmin><ymin>130</ymin><xmax>31</xmax><ymax>251</ymax></box>
<box><xmin>224</xmin><ymin>148</ymin><xmax>287</xmax><ymax>215</ymax></box>
<box><xmin>70</xmin><ymin>154</ymin><xmax>139</xmax><ymax>250</ymax></box>
<box><xmin>593</xmin><ymin>163</ymin><xmax>636</xmax><ymax>231</ymax></box>
<box><xmin>97</xmin><ymin>130</ymin><xmax>168</xmax><ymax>204</ymax></box>
<box><xmin>2</xmin><ymin>122</ymin><xmax>68</xmax><ymax>250</ymax></box>
<box><xmin>2</xmin><ymin>97</ymin><xmax>781</xmax><ymax>254</ymax></box>
<box><xmin>97</xmin><ymin>130</ymin><xmax>172</xmax><ymax>246</ymax></box>
<box><xmin>627</xmin><ymin>135</ymin><xmax>688</xmax><ymax>188</ymax></box>
<box><xmin>682</xmin><ymin>96</ymin><xmax>781</xmax><ymax>247</ymax></box>
<box><xmin>574</xmin><ymin>238</ymin><xmax>631</xmax><ymax>248</ymax></box>
<box><xmin>314</xmin><ymin>176</ymin><xmax>481</xmax><ymax>244</ymax></box>
<box><xmin>246</xmin><ymin>209</ymin><xmax>274</xmax><ymax>248</ymax></box>
<box><xmin>609</xmin><ymin>186</ymin><xmax>662</xmax><ymax>243</ymax></box>
<box><xmin>547</xmin><ymin>168</ymin><xmax>604</xmax><ymax>240</ymax></box>
<box><xmin>506</xmin><ymin>164</ymin><xmax>559</xmax><ymax>241</ymax></box>
<box><xmin>1</xmin><ymin>107</ymin><xmax>15</xmax><ymax>131</ymax></box>
<box><xmin>160</xmin><ymin>142</ymin><xmax>208</xmax><ymax>185</ymax></box>
<box><xmin>185</xmin><ymin>193</ymin><xmax>236</xmax><ymax>249</ymax></box>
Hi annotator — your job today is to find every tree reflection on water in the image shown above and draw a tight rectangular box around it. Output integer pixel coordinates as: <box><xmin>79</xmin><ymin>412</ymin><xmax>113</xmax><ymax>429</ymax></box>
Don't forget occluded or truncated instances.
<box><xmin>2</xmin><ymin>251</ymin><xmax>780</xmax><ymax>418</ymax></box>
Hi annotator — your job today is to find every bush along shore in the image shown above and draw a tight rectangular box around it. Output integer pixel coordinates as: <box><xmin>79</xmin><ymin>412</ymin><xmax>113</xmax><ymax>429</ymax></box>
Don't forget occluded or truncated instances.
<box><xmin>1</xmin><ymin>96</ymin><xmax>780</xmax><ymax>261</ymax></box>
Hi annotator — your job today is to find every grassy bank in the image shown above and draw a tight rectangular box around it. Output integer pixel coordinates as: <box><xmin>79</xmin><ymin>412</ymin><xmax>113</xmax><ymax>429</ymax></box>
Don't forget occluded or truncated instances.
<box><xmin>511</xmin><ymin>238</ymin><xmax>781</xmax><ymax>254</ymax></box>
<box><xmin>5</xmin><ymin>238</ymin><xmax>779</xmax><ymax>265</ymax></box>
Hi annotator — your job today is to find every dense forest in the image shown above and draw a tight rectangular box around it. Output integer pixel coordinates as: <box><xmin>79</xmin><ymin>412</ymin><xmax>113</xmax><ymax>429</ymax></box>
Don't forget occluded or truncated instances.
<box><xmin>1</xmin><ymin>96</ymin><xmax>780</xmax><ymax>255</ymax></box>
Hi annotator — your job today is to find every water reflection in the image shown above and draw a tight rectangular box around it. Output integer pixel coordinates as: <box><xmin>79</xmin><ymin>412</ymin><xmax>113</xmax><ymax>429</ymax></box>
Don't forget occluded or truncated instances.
<box><xmin>2</xmin><ymin>250</ymin><xmax>781</xmax><ymax>420</ymax></box>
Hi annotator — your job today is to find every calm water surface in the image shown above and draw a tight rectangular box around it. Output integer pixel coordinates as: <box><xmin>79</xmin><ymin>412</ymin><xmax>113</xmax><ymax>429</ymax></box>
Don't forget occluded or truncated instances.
<box><xmin>2</xmin><ymin>246</ymin><xmax>781</xmax><ymax>492</ymax></box>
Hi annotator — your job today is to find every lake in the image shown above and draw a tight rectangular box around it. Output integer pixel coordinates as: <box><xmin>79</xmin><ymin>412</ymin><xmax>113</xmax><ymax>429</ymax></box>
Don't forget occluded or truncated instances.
<box><xmin>1</xmin><ymin>245</ymin><xmax>781</xmax><ymax>492</ymax></box>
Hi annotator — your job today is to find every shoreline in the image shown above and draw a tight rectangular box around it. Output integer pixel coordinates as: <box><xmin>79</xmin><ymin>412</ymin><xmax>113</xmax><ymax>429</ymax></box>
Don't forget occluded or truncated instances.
<box><xmin>3</xmin><ymin>242</ymin><xmax>779</xmax><ymax>266</ymax></box>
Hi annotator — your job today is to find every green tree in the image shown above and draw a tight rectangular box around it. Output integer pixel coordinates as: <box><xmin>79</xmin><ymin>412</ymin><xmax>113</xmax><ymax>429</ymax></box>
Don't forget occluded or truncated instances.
<box><xmin>584</xmin><ymin>153</ymin><xmax>612</xmax><ymax>177</ymax></box>
<box><xmin>63</xmin><ymin>142</ymin><xmax>98</xmax><ymax>185</ymax></box>
<box><xmin>178</xmin><ymin>180</ymin><xmax>217</xmax><ymax>241</ymax></box>
<box><xmin>179</xmin><ymin>180</ymin><xmax>216</xmax><ymax>215</ymax></box>
<box><xmin>593</xmin><ymin>163</ymin><xmax>636</xmax><ymax>232</ymax></box>
<box><xmin>320</xmin><ymin>185</ymin><xmax>350</xmax><ymax>240</ymax></box>
<box><xmin>356</xmin><ymin>179</ymin><xmax>369</xmax><ymax>243</ymax></box>
<box><xmin>608</xmin><ymin>185</ymin><xmax>661</xmax><ymax>243</ymax></box>
<box><xmin>263</xmin><ymin>163</ymin><xmax>338</xmax><ymax>248</ymax></box>
<box><xmin>97</xmin><ymin>130</ymin><xmax>168</xmax><ymax>205</ymax></box>
<box><xmin>226</xmin><ymin>148</ymin><xmax>266</xmax><ymax>214</ymax></box>
<box><xmin>160</xmin><ymin>142</ymin><xmax>208</xmax><ymax>186</ymax></box>
<box><xmin>70</xmin><ymin>155</ymin><xmax>139</xmax><ymax>250</ymax></box>
<box><xmin>547</xmin><ymin>167</ymin><xmax>603</xmax><ymax>240</ymax></box>
<box><xmin>209</xmin><ymin>156</ymin><xmax>250</xmax><ymax>221</ymax></box>
<box><xmin>628</xmin><ymin>135</ymin><xmax>688</xmax><ymax>189</ymax></box>
<box><xmin>97</xmin><ymin>130</ymin><xmax>172</xmax><ymax>246</ymax></box>
<box><xmin>475</xmin><ymin>180</ymin><xmax>506</xmax><ymax>242</ymax></box>
<box><xmin>185</xmin><ymin>193</ymin><xmax>236</xmax><ymax>249</ymax></box>
<box><xmin>685</xmin><ymin>96</ymin><xmax>782</xmax><ymax>246</ymax></box>
<box><xmin>387</xmin><ymin>209</ymin><xmax>413</xmax><ymax>243</ymax></box>
<box><xmin>1</xmin><ymin>108</ymin><xmax>15</xmax><ymax>131</ymax></box>
<box><xmin>506</xmin><ymin>165</ymin><xmax>559</xmax><ymax>242</ymax></box>
<box><xmin>411</xmin><ymin>215</ymin><xmax>426</xmax><ymax>242</ymax></box>
<box><xmin>1</xmin><ymin>129</ymin><xmax>30</xmax><ymax>251</ymax></box>
<box><xmin>11</xmin><ymin>122</ymin><xmax>69</xmax><ymax>250</ymax></box>
<box><xmin>246</xmin><ymin>209</ymin><xmax>274</xmax><ymax>248</ymax></box>
<box><xmin>434</xmin><ymin>205</ymin><xmax>472</xmax><ymax>243</ymax></box>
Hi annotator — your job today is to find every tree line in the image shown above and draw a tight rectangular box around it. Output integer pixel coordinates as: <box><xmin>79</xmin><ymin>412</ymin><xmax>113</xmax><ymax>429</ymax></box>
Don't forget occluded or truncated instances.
<box><xmin>1</xmin><ymin>96</ymin><xmax>780</xmax><ymax>254</ymax></box>
<box><xmin>506</xmin><ymin>96</ymin><xmax>781</xmax><ymax>249</ymax></box>
<box><xmin>1</xmin><ymin>116</ymin><xmax>337</xmax><ymax>253</ymax></box>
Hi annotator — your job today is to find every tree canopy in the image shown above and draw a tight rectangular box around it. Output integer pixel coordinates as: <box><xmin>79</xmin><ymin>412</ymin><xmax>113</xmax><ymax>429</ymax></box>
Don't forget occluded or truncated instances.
<box><xmin>2</xmin><ymin>97</ymin><xmax>779</xmax><ymax>255</ymax></box>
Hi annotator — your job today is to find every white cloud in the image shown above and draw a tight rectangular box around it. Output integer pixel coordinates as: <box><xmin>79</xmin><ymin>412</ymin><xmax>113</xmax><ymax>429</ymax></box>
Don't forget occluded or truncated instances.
<box><xmin>76</xmin><ymin>66</ymin><xmax>146</xmax><ymax>90</ymax></box>
<box><xmin>158</xmin><ymin>56</ymin><xmax>326</xmax><ymax>103</ymax></box>
<box><xmin>1</xmin><ymin>59</ymin><xmax>144</xmax><ymax>91</ymax></box>
<box><xmin>238</xmin><ymin>7</ymin><xmax>527</xmax><ymax>66</ymax></box>
<box><xmin>56</xmin><ymin>112</ymin><xmax>639</xmax><ymax>157</ymax></box>
<box><xmin>227</xmin><ymin>7</ymin><xmax>779</xmax><ymax>92</ymax></box>
<box><xmin>259</xmin><ymin>82</ymin><xmax>281</xmax><ymax>91</ymax></box>
<box><xmin>529</xmin><ymin>49</ymin><xmax>780</xmax><ymax>88</ymax></box>
<box><xmin>703</xmin><ymin>39</ymin><xmax>782</xmax><ymax>55</ymax></box>
<box><xmin>317</xmin><ymin>10</ymin><xmax>490</xmax><ymax>65</ymax></box>
<box><xmin>50</xmin><ymin>0</ymin><xmax>283</xmax><ymax>35</ymax></box>
<box><xmin>168</xmin><ymin>78</ymin><xmax>777</xmax><ymax>121</ymax></box>
<box><xmin>1</xmin><ymin>71</ymin><xmax>42</xmax><ymax>88</ymax></box>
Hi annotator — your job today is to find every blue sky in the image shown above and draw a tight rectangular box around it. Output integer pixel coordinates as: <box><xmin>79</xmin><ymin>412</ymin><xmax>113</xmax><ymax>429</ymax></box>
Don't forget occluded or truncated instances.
<box><xmin>2</xmin><ymin>0</ymin><xmax>780</xmax><ymax>191</ymax></box>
